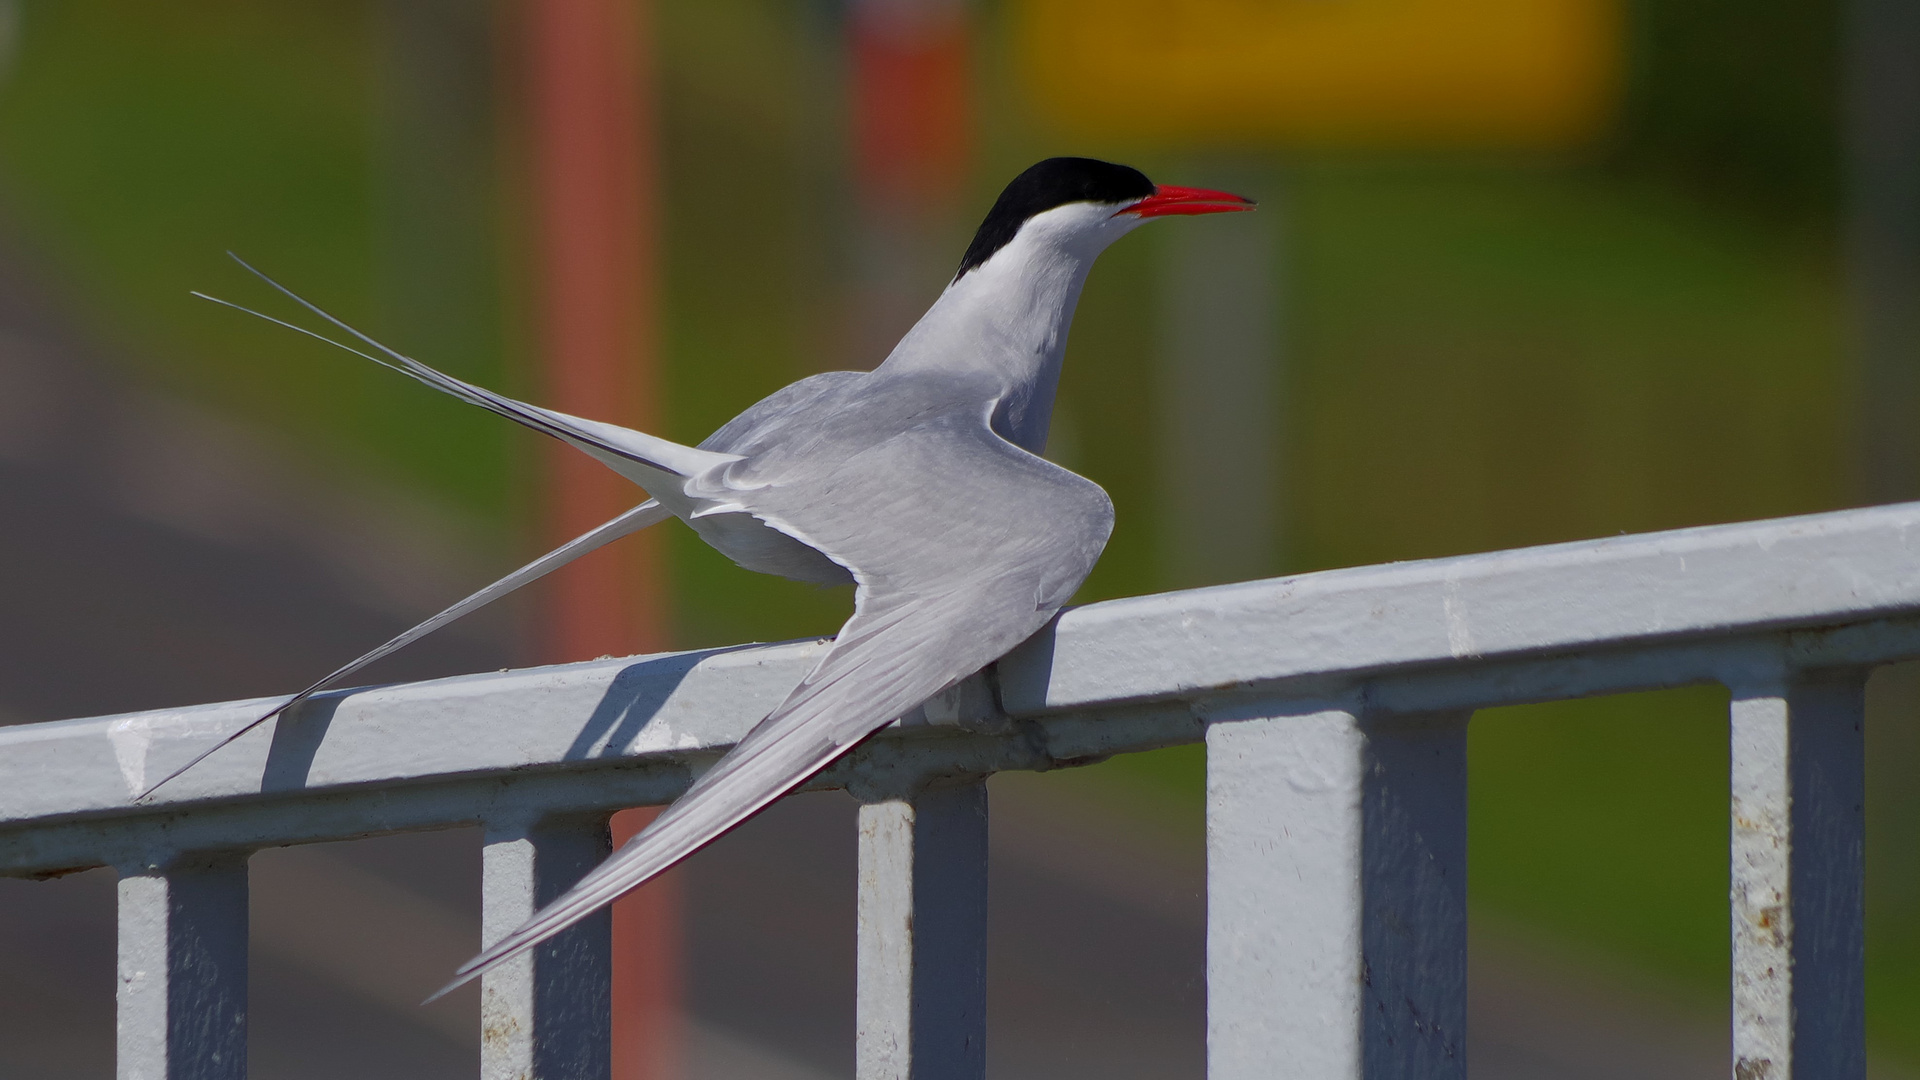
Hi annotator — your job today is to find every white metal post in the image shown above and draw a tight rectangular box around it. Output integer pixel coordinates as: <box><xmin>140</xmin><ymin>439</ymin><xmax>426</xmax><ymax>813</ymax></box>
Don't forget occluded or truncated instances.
<box><xmin>116</xmin><ymin>854</ymin><xmax>249</xmax><ymax>1080</ymax></box>
<box><xmin>856</xmin><ymin>779</ymin><xmax>989</xmax><ymax>1080</ymax></box>
<box><xmin>482</xmin><ymin>813</ymin><xmax>615</xmax><ymax>1080</ymax></box>
<box><xmin>1729</xmin><ymin>670</ymin><xmax>1868</xmax><ymax>1080</ymax></box>
<box><xmin>1206</xmin><ymin>702</ymin><xmax>1468</xmax><ymax>1080</ymax></box>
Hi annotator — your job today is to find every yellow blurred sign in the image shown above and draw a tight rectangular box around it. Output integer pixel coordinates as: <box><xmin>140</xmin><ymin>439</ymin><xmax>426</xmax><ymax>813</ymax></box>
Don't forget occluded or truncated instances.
<box><xmin>1016</xmin><ymin>0</ymin><xmax>1621</xmax><ymax>148</ymax></box>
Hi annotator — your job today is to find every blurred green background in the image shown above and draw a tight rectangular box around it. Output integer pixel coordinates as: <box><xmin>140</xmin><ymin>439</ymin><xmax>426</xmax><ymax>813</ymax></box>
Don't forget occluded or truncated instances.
<box><xmin>3</xmin><ymin>0</ymin><xmax>1915</xmax><ymax>1063</ymax></box>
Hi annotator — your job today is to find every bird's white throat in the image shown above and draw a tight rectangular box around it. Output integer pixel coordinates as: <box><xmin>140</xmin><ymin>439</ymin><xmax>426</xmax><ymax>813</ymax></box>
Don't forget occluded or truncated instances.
<box><xmin>874</xmin><ymin>200</ymin><xmax>1147</xmax><ymax>454</ymax></box>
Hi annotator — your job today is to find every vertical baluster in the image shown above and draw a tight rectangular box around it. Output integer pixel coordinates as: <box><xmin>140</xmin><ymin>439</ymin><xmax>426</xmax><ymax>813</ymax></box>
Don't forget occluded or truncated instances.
<box><xmin>482</xmin><ymin>813</ymin><xmax>614</xmax><ymax>1080</ymax></box>
<box><xmin>1729</xmin><ymin>669</ymin><xmax>1868</xmax><ymax>1080</ymax></box>
<box><xmin>1206</xmin><ymin>701</ymin><xmax>1469</xmax><ymax>1080</ymax></box>
<box><xmin>856</xmin><ymin>779</ymin><xmax>989</xmax><ymax>1080</ymax></box>
<box><xmin>116</xmin><ymin>853</ymin><xmax>249</xmax><ymax>1080</ymax></box>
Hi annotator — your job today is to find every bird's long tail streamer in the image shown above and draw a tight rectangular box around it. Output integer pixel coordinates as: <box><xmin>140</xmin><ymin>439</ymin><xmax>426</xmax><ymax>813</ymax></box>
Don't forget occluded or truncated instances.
<box><xmin>204</xmin><ymin>255</ymin><xmax>740</xmax><ymax>483</ymax></box>
<box><xmin>134</xmin><ymin>499</ymin><xmax>674</xmax><ymax>800</ymax></box>
<box><xmin>146</xmin><ymin>255</ymin><xmax>746</xmax><ymax>799</ymax></box>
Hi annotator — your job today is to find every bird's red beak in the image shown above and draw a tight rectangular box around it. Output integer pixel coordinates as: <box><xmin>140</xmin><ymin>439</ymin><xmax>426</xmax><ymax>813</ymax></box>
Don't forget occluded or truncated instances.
<box><xmin>1116</xmin><ymin>185</ymin><xmax>1256</xmax><ymax>218</ymax></box>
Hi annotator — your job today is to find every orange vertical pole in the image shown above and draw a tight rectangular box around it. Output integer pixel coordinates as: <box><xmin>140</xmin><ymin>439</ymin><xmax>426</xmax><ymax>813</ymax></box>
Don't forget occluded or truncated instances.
<box><xmin>522</xmin><ymin>2</ymin><xmax>678</xmax><ymax>1079</ymax></box>
<box><xmin>609</xmin><ymin>806</ymin><xmax>678</xmax><ymax>1080</ymax></box>
<box><xmin>849</xmin><ymin>0</ymin><xmax>971</xmax><ymax>211</ymax></box>
<box><xmin>846</xmin><ymin>0</ymin><xmax>973</xmax><ymax>363</ymax></box>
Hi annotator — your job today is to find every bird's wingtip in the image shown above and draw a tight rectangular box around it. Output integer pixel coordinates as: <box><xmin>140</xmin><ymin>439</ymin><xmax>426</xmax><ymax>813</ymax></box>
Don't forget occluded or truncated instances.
<box><xmin>420</xmin><ymin>975</ymin><xmax>468</xmax><ymax>1006</ymax></box>
<box><xmin>132</xmin><ymin>765</ymin><xmax>188</xmax><ymax>802</ymax></box>
<box><xmin>421</xmin><ymin>957</ymin><xmax>489</xmax><ymax>1005</ymax></box>
<box><xmin>127</xmin><ymin>695</ymin><xmax>300</xmax><ymax>805</ymax></box>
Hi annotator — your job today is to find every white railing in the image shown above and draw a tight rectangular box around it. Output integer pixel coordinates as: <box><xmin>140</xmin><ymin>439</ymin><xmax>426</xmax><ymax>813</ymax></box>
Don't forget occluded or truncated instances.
<box><xmin>7</xmin><ymin>500</ymin><xmax>1918</xmax><ymax>1079</ymax></box>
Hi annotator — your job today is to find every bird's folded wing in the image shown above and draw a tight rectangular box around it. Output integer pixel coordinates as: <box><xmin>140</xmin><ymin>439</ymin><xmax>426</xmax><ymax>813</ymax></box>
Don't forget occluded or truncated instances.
<box><xmin>430</xmin><ymin>423</ymin><xmax>1115</xmax><ymax>998</ymax></box>
<box><xmin>136</xmin><ymin>499</ymin><xmax>674</xmax><ymax>800</ymax></box>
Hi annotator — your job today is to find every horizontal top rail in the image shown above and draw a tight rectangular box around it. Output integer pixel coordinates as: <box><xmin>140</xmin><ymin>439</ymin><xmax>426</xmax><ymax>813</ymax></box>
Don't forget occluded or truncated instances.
<box><xmin>7</xmin><ymin>499</ymin><xmax>1920</xmax><ymax>876</ymax></box>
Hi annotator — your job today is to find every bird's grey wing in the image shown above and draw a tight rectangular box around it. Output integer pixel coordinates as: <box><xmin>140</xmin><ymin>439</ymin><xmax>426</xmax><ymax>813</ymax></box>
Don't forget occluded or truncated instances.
<box><xmin>202</xmin><ymin>260</ymin><xmax>743</xmax><ymax>499</ymax></box>
<box><xmin>136</xmin><ymin>500</ymin><xmax>674</xmax><ymax>800</ymax></box>
<box><xmin>431</xmin><ymin>413</ymin><xmax>1114</xmax><ymax>997</ymax></box>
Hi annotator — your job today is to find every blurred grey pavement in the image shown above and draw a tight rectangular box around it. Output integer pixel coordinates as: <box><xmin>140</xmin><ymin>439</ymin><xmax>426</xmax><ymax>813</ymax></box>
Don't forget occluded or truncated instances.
<box><xmin>0</xmin><ymin>254</ymin><xmax>1870</xmax><ymax>1079</ymax></box>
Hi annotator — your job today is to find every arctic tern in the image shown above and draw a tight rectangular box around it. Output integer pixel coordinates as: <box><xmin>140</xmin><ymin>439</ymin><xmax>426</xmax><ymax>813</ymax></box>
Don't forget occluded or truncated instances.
<box><xmin>159</xmin><ymin>156</ymin><xmax>1253</xmax><ymax>995</ymax></box>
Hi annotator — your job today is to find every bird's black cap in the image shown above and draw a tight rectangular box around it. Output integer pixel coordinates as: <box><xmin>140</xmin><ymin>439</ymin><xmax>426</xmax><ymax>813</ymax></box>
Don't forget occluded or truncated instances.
<box><xmin>954</xmin><ymin>157</ymin><xmax>1155</xmax><ymax>279</ymax></box>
